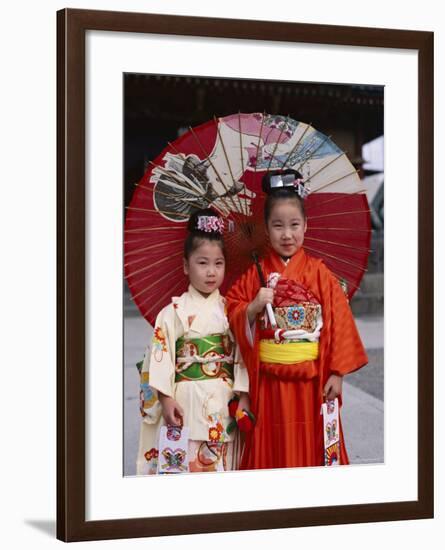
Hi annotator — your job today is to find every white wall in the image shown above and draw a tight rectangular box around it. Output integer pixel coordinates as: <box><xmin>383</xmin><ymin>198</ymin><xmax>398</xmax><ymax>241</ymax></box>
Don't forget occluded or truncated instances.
<box><xmin>1</xmin><ymin>0</ymin><xmax>443</xmax><ymax>548</ymax></box>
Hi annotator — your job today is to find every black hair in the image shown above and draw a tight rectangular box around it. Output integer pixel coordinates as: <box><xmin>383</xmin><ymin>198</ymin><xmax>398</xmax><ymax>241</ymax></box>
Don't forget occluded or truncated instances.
<box><xmin>184</xmin><ymin>208</ymin><xmax>225</xmax><ymax>260</ymax></box>
<box><xmin>262</xmin><ymin>169</ymin><xmax>306</xmax><ymax>223</ymax></box>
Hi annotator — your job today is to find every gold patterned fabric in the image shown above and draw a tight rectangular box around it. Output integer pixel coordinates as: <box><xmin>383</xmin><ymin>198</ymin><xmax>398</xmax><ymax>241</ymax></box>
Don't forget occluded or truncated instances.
<box><xmin>272</xmin><ymin>303</ymin><xmax>322</xmax><ymax>332</ymax></box>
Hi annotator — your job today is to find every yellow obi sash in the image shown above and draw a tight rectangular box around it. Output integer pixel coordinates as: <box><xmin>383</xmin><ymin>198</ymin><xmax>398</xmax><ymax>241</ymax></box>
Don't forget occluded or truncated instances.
<box><xmin>259</xmin><ymin>340</ymin><xmax>319</xmax><ymax>364</ymax></box>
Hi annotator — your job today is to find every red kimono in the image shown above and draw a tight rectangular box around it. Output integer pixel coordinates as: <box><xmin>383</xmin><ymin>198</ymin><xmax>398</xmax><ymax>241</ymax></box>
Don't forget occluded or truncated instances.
<box><xmin>226</xmin><ymin>248</ymin><xmax>368</xmax><ymax>470</ymax></box>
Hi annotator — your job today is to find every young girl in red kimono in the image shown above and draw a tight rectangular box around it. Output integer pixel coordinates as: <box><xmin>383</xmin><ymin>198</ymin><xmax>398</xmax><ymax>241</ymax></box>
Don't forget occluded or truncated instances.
<box><xmin>226</xmin><ymin>170</ymin><xmax>368</xmax><ymax>469</ymax></box>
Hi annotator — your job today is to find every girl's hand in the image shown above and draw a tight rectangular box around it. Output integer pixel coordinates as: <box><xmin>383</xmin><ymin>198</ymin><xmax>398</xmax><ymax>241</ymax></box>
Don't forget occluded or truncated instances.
<box><xmin>158</xmin><ymin>393</ymin><xmax>184</xmax><ymax>426</ymax></box>
<box><xmin>247</xmin><ymin>287</ymin><xmax>274</xmax><ymax>324</ymax></box>
<box><xmin>323</xmin><ymin>374</ymin><xmax>343</xmax><ymax>401</ymax></box>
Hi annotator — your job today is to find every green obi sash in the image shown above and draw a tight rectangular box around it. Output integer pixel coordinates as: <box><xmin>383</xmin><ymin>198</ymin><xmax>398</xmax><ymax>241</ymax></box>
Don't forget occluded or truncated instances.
<box><xmin>175</xmin><ymin>333</ymin><xmax>234</xmax><ymax>383</ymax></box>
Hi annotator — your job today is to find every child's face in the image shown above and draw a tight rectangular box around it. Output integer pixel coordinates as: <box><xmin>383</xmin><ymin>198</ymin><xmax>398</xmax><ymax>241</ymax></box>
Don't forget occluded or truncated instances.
<box><xmin>266</xmin><ymin>198</ymin><xmax>307</xmax><ymax>258</ymax></box>
<box><xmin>183</xmin><ymin>240</ymin><xmax>225</xmax><ymax>297</ymax></box>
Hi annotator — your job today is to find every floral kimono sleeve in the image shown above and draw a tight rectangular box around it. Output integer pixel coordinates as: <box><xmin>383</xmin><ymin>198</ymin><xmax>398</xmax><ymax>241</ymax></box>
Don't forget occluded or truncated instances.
<box><xmin>147</xmin><ymin>306</ymin><xmax>178</xmax><ymax>398</ymax></box>
<box><xmin>139</xmin><ymin>305</ymin><xmax>177</xmax><ymax>424</ymax></box>
<box><xmin>232</xmin><ymin>342</ymin><xmax>249</xmax><ymax>393</ymax></box>
<box><xmin>139</xmin><ymin>347</ymin><xmax>161</xmax><ymax>424</ymax></box>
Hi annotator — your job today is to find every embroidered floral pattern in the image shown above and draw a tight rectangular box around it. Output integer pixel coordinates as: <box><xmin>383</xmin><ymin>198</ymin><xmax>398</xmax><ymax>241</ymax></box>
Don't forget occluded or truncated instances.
<box><xmin>208</xmin><ymin>427</ymin><xmax>219</xmax><ymax>441</ymax></box>
<box><xmin>207</xmin><ymin>413</ymin><xmax>227</xmax><ymax>443</ymax></box>
<box><xmin>143</xmin><ymin>448</ymin><xmax>159</xmax><ymax>474</ymax></box>
<box><xmin>287</xmin><ymin>305</ymin><xmax>305</xmax><ymax>326</ymax></box>
<box><xmin>273</xmin><ymin>303</ymin><xmax>321</xmax><ymax>332</ymax></box>
<box><xmin>152</xmin><ymin>326</ymin><xmax>167</xmax><ymax>361</ymax></box>
<box><xmin>144</xmin><ymin>448</ymin><xmax>159</xmax><ymax>462</ymax></box>
<box><xmin>153</xmin><ymin>327</ymin><xmax>167</xmax><ymax>351</ymax></box>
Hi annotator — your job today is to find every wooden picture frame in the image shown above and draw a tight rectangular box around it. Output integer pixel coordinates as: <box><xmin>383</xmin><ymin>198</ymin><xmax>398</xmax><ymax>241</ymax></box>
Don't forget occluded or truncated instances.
<box><xmin>57</xmin><ymin>8</ymin><xmax>433</xmax><ymax>542</ymax></box>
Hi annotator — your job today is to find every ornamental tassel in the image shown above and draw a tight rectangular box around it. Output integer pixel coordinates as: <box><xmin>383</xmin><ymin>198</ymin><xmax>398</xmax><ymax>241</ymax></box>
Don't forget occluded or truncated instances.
<box><xmin>227</xmin><ymin>396</ymin><xmax>256</xmax><ymax>434</ymax></box>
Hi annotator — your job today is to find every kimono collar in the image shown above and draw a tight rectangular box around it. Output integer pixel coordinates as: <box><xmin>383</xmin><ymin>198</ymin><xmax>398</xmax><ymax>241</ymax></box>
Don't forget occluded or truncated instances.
<box><xmin>187</xmin><ymin>283</ymin><xmax>221</xmax><ymax>304</ymax></box>
<box><xmin>172</xmin><ymin>284</ymin><xmax>225</xmax><ymax>334</ymax></box>
<box><xmin>268</xmin><ymin>247</ymin><xmax>307</xmax><ymax>276</ymax></box>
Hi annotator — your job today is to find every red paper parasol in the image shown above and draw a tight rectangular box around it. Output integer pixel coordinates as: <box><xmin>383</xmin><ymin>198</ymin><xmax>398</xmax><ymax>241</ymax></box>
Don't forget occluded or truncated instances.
<box><xmin>124</xmin><ymin>113</ymin><xmax>371</xmax><ymax>325</ymax></box>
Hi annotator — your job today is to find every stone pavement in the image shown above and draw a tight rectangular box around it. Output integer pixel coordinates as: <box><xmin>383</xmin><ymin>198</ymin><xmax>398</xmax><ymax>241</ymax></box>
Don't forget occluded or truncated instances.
<box><xmin>124</xmin><ymin>315</ymin><xmax>384</xmax><ymax>475</ymax></box>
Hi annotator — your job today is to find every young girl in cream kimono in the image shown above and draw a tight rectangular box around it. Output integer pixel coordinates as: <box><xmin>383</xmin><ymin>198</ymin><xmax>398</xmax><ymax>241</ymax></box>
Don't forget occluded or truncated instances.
<box><xmin>136</xmin><ymin>209</ymin><xmax>249</xmax><ymax>474</ymax></box>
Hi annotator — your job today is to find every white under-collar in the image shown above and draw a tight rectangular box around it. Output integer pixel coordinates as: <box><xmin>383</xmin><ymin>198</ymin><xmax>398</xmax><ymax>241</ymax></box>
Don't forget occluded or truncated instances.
<box><xmin>187</xmin><ymin>283</ymin><xmax>220</xmax><ymax>303</ymax></box>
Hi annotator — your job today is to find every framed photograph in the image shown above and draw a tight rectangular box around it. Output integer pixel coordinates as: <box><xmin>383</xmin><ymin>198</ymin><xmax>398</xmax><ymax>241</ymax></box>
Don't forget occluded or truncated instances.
<box><xmin>57</xmin><ymin>8</ymin><xmax>433</xmax><ymax>542</ymax></box>
<box><xmin>123</xmin><ymin>76</ymin><xmax>385</xmax><ymax>480</ymax></box>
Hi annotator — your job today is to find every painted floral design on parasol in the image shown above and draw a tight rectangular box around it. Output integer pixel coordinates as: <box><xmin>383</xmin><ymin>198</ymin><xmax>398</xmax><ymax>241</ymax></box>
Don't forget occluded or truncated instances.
<box><xmin>124</xmin><ymin>113</ymin><xmax>371</xmax><ymax>325</ymax></box>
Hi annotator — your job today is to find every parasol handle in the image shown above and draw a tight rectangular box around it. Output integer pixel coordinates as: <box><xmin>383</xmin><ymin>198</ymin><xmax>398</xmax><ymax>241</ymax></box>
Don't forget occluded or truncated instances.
<box><xmin>265</xmin><ymin>303</ymin><xmax>277</xmax><ymax>329</ymax></box>
<box><xmin>252</xmin><ymin>252</ymin><xmax>277</xmax><ymax>328</ymax></box>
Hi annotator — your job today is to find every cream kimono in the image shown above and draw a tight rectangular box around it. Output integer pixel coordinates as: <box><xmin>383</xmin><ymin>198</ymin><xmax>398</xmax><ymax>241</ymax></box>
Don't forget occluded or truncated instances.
<box><xmin>136</xmin><ymin>285</ymin><xmax>249</xmax><ymax>474</ymax></box>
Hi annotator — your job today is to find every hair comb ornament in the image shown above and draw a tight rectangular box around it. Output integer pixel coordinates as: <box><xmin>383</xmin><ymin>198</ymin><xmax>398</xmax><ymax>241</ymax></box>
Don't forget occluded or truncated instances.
<box><xmin>269</xmin><ymin>173</ymin><xmax>311</xmax><ymax>199</ymax></box>
<box><xmin>196</xmin><ymin>215</ymin><xmax>225</xmax><ymax>234</ymax></box>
